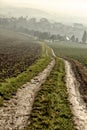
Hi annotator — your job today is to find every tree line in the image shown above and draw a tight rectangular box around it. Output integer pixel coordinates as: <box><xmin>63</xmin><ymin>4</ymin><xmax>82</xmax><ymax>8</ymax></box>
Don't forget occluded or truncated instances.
<box><xmin>0</xmin><ymin>17</ymin><xmax>87</xmax><ymax>43</ymax></box>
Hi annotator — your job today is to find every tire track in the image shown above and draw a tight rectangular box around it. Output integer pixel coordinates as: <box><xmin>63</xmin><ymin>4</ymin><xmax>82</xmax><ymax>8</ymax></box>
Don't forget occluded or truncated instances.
<box><xmin>64</xmin><ymin>60</ymin><xmax>87</xmax><ymax>130</ymax></box>
<box><xmin>0</xmin><ymin>59</ymin><xmax>55</xmax><ymax>130</ymax></box>
<box><xmin>51</xmin><ymin>48</ymin><xmax>87</xmax><ymax>130</ymax></box>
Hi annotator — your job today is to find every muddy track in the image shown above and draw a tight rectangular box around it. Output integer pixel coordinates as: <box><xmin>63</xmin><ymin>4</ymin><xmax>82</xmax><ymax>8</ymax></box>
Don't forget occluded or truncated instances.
<box><xmin>0</xmin><ymin>59</ymin><xmax>55</xmax><ymax>130</ymax></box>
<box><xmin>64</xmin><ymin>60</ymin><xmax>87</xmax><ymax>130</ymax></box>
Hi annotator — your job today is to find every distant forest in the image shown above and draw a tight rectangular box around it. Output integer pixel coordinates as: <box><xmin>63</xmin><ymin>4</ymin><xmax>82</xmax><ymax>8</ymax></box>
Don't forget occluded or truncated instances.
<box><xmin>0</xmin><ymin>17</ymin><xmax>87</xmax><ymax>43</ymax></box>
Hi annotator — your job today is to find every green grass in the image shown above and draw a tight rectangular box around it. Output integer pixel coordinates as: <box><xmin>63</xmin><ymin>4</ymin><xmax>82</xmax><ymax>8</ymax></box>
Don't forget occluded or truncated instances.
<box><xmin>47</xmin><ymin>41</ymin><xmax>87</xmax><ymax>67</ymax></box>
<box><xmin>26</xmin><ymin>58</ymin><xmax>75</xmax><ymax>130</ymax></box>
<box><xmin>0</xmin><ymin>43</ymin><xmax>51</xmax><ymax>106</ymax></box>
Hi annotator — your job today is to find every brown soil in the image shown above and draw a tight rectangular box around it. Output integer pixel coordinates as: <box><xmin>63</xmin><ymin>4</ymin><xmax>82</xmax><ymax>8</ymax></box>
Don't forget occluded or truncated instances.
<box><xmin>69</xmin><ymin>59</ymin><xmax>87</xmax><ymax>105</ymax></box>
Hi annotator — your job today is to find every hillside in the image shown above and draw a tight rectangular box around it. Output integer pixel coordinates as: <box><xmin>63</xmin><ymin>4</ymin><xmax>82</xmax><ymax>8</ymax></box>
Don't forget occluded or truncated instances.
<box><xmin>0</xmin><ymin>16</ymin><xmax>86</xmax><ymax>41</ymax></box>
<box><xmin>0</xmin><ymin>7</ymin><xmax>52</xmax><ymax>19</ymax></box>
<box><xmin>0</xmin><ymin>28</ymin><xmax>41</xmax><ymax>81</ymax></box>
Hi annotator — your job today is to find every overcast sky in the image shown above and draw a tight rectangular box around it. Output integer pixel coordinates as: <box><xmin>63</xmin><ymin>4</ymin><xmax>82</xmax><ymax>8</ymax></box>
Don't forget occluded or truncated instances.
<box><xmin>1</xmin><ymin>0</ymin><xmax>87</xmax><ymax>23</ymax></box>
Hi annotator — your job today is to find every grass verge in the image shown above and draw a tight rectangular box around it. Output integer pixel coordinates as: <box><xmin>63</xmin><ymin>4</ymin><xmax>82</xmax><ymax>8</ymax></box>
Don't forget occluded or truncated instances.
<box><xmin>0</xmin><ymin>43</ymin><xmax>51</xmax><ymax>106</ymax></box>
<box><xmin>26</xmin><ymin>58</ymin><xmax>75</xmax><ymax>130</ymax></box>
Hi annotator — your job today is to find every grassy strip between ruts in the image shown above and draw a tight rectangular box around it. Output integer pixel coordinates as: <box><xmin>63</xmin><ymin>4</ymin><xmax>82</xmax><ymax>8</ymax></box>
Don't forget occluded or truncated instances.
<box><xmin>0</xmin><ymin>43</ymin><xmax>51</xmax><ymax>106</ymax></box>
<box><xmin>26</xmin><ymin>58</ymin><xmax>75</xmax><ymax>130</ymax></box>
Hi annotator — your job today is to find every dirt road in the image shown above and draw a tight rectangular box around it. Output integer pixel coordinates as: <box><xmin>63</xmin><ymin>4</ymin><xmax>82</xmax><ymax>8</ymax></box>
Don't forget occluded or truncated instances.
<box><xmin>51</xmin><ymin>48</ymin><xmax>87</xmax><ymax>130</ymax></box>
<box><xmin>0</xmin><ymin>47</ymin><xmax>87</xmax><ymax>130</ymax></box>
<box><xmin>64</xmin><ymin>60</ymin><xmax>87</xmax><ymax>130</ymax></box>
<box><xmin>0</xmin><ymin>59</ymin><xmax>55</xmax><ymax>130</ymax></box>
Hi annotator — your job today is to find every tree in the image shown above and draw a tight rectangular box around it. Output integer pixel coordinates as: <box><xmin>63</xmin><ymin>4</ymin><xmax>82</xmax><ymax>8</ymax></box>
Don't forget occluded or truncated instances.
<box><xmin>57</xmin><ymin>34</ymin><xmax>64</xmax><ymax>41</ymax></box>
<box><xmin>76</xmin><ymin>37</ymin><xmax>79</xmax><ymax>43</ymax></box>
<box><xmin>50</xmin><ymin>35</ymin><xmax>56</xmax><ymax>42</ymax></box>
<box><xmin>70</xmin><ymin>35</ymin><xmax>75</xmax><ymax>42</ymax></box>
<box><xmin>82</xmin><ymin>30</ymin><xmax>87</xmax><ymax>43</ymax></box>
<box><xmin>39</xmin><ymin>32</ymin><xmax>50</xmax><ymax>40</ymax></box>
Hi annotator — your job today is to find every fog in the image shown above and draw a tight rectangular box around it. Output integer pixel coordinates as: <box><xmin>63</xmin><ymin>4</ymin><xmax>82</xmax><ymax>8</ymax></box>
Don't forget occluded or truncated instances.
<box><xmin>0</xmin><ymin>0</ymin><xmax>87</xmax><ymax>24</ymax></box>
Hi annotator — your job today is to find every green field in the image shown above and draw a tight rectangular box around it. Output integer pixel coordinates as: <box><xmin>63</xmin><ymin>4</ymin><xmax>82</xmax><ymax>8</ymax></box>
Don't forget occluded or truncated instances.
<box><xmin>47</xmin><ymin>41</ymin><xmax>87</xmax><ymax>67</ymax></box>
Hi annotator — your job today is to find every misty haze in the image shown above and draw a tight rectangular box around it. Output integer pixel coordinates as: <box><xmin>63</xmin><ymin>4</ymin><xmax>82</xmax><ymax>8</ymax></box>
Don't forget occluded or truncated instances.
<box><xmin>0</xmin><ymin>0</ymin><xmax>87</xmax><ymax>130</ymax></box>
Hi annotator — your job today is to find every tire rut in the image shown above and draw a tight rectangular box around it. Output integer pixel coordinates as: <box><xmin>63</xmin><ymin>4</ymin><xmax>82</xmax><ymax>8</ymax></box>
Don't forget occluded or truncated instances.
<box><xmin>0</xmin><ymin>59</ymin><xmax>55</xmax><ymax>130</ymax></box>
<box><xmin>64</xmin><ymin>60</ymin><xmax>87</xmax><ymax>130</ymax></box>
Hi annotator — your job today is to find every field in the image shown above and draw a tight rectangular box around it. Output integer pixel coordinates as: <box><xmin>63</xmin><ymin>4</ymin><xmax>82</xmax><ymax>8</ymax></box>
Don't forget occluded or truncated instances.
<box><xmin>47</xmin><ymin>41</ymin><xmax>87</xmax><ymax>67</ymax></box>
<box><xmin>0</xmin><ymin>29</ymin><xmax>51</xmax><ymax>106</ymax></box>
<box><xmin>0</xmin><ymin>29</ymin><xmax>79</xmax><ymax>129</ymax></box>
<box><xmin>0</xmin><ymin>28</ymin><xmax>85</xmax><ymax>128</ymax></box>
<box><xmin>0</xmin><ymin>28</ymin><xmax>41</xmax><ymax>82</ymax></box>
<box><xmin>26</xmin><ymin>58</ymin><xmax>75</xmax><ymax>130</ymax></box>
<box><xmin>47</xmin><ymin>41</ymin><xmax>87</xmax><ymax>104</ymax></box>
